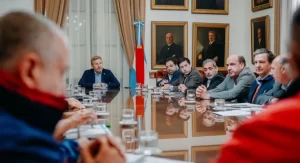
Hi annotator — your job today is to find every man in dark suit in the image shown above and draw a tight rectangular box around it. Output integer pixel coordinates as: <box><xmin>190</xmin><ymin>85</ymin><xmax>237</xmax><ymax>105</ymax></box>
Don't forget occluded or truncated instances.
<box><xmin>163</xmin><ymin>57</ymin><xmax>202</xmax><ymax>92</ymax></box>
<box><xmin>157</xmin><ymin>57</ymin><xmax>180</xmax><ymax>87</ymax></box>
<box><xmin>202</xmin><ymin>59</ymin><xmax>224</xmax><ymax>90</ymax></box>
<box><xmin>196</xmin><ymin>0</ymin><xmax>217</xmax><ymax>9</ymax></box>
<box><xmin>157</xmin><ymin>32</ymin><xmax>183</xmax><ymax>64</ymax></box>
<box><xmin>254</xmin><ymin>28</ymin><xmax>266</xmax><ymax>50</ymax></box>
<box><xmin>197</xmin><ymin>31</ymin><xmax>224</xmax><ymax>67</ymax></box>
<box><xmin>79</xmin><ymin>56</ymin><xmax>120</xmax><ymax>89</ymax></box>
<box><xmin>155</xmin><ymin>0</ymin><xmax>184</xmax><ymax>5</ymax></box>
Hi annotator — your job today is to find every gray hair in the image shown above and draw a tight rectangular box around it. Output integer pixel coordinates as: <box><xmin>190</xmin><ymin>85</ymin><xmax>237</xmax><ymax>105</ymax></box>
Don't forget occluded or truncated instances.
<box><xmin>0</xmin><ymin>11</ymin><xmax>69</xmax><ymax>68</ymax></box>
<box><xmin>253</xmin><ymin>48</ymin><xmax>275</xmax><ymax>63</ymax></box>
<box><xmin>277</xmin><ymin>55</ymin><xmax>290</xmax><ymax>66</ymax></box>
<box><xmin>202</xmin><ymin>59</ymin><xmax>217</xmax><ymax>67</ymax></box>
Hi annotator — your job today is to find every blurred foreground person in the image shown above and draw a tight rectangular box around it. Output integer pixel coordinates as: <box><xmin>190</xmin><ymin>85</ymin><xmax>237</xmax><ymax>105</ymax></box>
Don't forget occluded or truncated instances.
<box><xmin>0</xmin><ymin>11</ymin><xmax>125</xmax><ymax>163</ymax></box>
<box><xmin>214</xmin><ymin>7</ymin><xmax>300</xmax><ymax>162</ymax></box>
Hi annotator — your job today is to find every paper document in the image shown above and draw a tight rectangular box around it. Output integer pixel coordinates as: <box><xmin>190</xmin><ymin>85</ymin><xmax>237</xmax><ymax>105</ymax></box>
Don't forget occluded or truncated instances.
<box><xmin>213</xmin><ymin>110</ymin><xmax>251</xmax><ymax>116</ymax></box>
<box><xmin>126</xmin><ymin>154</ymin><xmax>192</xmax><ymax>163</ymax></box>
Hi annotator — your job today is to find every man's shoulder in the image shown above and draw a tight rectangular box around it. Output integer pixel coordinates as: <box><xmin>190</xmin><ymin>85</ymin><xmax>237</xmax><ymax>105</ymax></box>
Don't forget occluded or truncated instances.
<box><xmin>102</xmin><ymin>68</ymin><xmax>112</xmax><ymax>74</ymax></box>
<box><xmin>84</xmin><ymin>69</ymin><xmax>93</xmax><ymax>74</ymax></box>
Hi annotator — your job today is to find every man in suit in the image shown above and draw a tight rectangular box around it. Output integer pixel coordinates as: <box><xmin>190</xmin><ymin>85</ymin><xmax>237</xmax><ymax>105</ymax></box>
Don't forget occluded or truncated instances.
<box><xmin>255</xmin><ymin>55</ymin><xmax>292</xmax><ymax>104</ymax></box>
<box><xmin>163</xmin><ymin>57</ymin><xmax>202</xmax><ymax>92</ymax></box>
<box><xmin>248</xmin><ymin>48</ymin><xmax>275</xmax><ymax>104</ymax></box>
<box><xmin>79</xmin><ymin>56</ymin><xmax>120</xmax><ymax>89</ymax></box>
<box><xmin>196</xmin><ymin>55</ymin><xmax>256</xmax><ymax>102</ymax></box>
<box><xmin>157</xmin><ymin>33</ymin><xmax>183</xmax><ymax>64</ymax></box>
<box><xmin>197</xmin><ymin>31</ymin><xmax>224</xmax><ymax>67</ymax></box>
<box><xmin>157</xmin><ymin>57</ymin><xmax>180</xmax><ymax>87</ymax></box>
<box><xmin>254</xmin><ymin>28</ymin><xmax>266</xmax><ymax>50</ymax></box>
<box><xmin>202</xmin><ymin>59</ymin><xmax>224</xmax><ymax>90</ymax></box>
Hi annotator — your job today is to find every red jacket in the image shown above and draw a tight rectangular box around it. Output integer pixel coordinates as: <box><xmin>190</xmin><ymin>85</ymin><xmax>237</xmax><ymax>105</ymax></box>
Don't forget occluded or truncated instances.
<box><xmin>215</xmin><ymin>93</ymin><xmax>300</xmax><ymax>163</ymax></box>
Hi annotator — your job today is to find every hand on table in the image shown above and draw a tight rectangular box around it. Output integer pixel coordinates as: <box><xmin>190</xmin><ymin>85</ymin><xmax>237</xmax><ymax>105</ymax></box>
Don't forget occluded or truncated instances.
<box><xmin>160</xmin><ymin>79</ymin><xmax>169</xmax><ymax>86</ymax></box>
<box><xmin>66</xmin><ymin>98</ymin><xmax>85</xmax><ymax>111</ymax></box>
<box><xmin>196</xmin><ymin>85</ymin><xmax>210</xmax><ymax>99</ymax></box>
<box><xmin>178</xmin><ymin>84</ymin><xmax>187</xmax><ymax>93</ymax></box>
<box><xmin>163</xmin><ymin>84</ymin><xmax>170</xmax><ymax>90</ymax></box>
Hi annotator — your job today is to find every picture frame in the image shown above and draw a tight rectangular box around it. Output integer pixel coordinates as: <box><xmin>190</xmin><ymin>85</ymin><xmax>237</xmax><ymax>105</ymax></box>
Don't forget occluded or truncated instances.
<box><xmin>251</xmin><ymin>15</ymin><xmax>270</xmax><ymax>63</ymax></box>
<box><xmin>192</xmin><ymin>23</ymin><xmax>229</xmax><ymax>71</ymax></box>
<box><xmin>192</xmin><ymin>110</ymin><xmax>226</xmax><ymax>137</ymax></box>
<box><xmin>191</xmin><ymin>145</ymin><xmax>221</xmax><ymax>162</ymax></box>
<box><xmin>151</xmin><ymin>96</ymin><xmax>188</xmax><ymax>139</ymax></box>
<box><xmin>152</xmin><ymin>21</ymin><xmax>188</xmax><ymax>70</ymax></box>
<box><xmin>159</xmin><ymin>150</ymin><xmax>189</xmax><ymax>161</ymax></box>
<box><xmin>191</xmin><ymin>0</ymin><xmax>229</xmax><ymax>15</ymax></box>
<box><xmin>252</xmin><ymin>0</ymin><xmax>273</xmax><ymax>12</ymax></box>
<box><xmin>151</xmin><ymin>0</ymin><xmax>189</xmax><ymax>10</ymax></box>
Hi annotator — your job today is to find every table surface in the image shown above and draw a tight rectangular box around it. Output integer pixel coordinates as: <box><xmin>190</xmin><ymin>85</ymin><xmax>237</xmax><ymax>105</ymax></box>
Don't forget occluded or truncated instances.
<box><xmin>78</xmin><ymin>88</ymin><xmax>253</xmax><ymax>163</ymax></box>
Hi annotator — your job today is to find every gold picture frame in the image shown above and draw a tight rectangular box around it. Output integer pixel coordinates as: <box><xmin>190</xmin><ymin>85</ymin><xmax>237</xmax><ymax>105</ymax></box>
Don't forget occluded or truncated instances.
<box><xmin>274</xmin><ymin>0</ymin><xmax>281</xmax><ymax>56</ymax></box>
<box><xmin>192</xmin><ymin>23</ymin><xmax>229</xmax><ymax>71</ymax></box>
<box><xmin>191</xmin><ymin>0</ymin><xmax>229</xmax><ymax>15</ymax></box>
<box><xmin>251</xmin><ymin>16</ymin><xmax>270</xmax><ymax>63</ymax></box>
<box><xmin>252</xmin><ymin>0</ymin><xmax>273</xmax><ymax>12</ymax></box>
<box><xmin>151</xmin><ymin>96</ymin><xmax>188</xmax><ymax>139</ymax></box>
<box><xmin>152</xmin><ymin>21</ymin><xmax>188</xmax><ymax>70</ymax></box>
<box><xmin>151</xmin><ymin>0</ymin><xmax>189</xmax><ymax>10</ymax></box>
<box><xmin>159</xmin><ymin>150</ymin><xmax>189</xmax><ymax>161</ymax></box>
<box><xmin>192</xmin><ymin>145</ymin><xmax>221</xmax><ymax>162</ymax></box>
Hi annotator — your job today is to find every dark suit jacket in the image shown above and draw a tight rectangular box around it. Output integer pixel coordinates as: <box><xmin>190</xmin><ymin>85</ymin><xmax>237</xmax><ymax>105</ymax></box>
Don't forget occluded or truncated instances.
<box><xmin>173</xmin><ymin>68</ymin><xmax>202</xmax><ymax>91</ymax></box>
<box><xmin>157</xmin><ymin>70</ymin><xmax>180</xmax><ymax>87</ymax></box>
<box><xmin>255</xmin><ymin>82</ymin><xmax>286</xmax><ymax>104</ymax></box>
<box><xmin>197</xmin><ymin>42</ymin><xmax>224</xmax><ymax>67</ymax></box>
<box><xmin>78</xmin><ymin>69</ymin><xmax>120</xmax><ymax>89</ymax></box>
<box><xmin>254</xmin><ymin>38</ymin><xmax>266</xmax><ymax>50</ymax></box>
<box><xmin>155</xmin><ymin>0</ymin><xmax>184</xmax><ymax>5</ymax></box>
<box><xmin>203</xmin><ymin>73</ymin><xmax>224</xmax><ymax>90</ymax></box>
<box><xmin>248</xmin><ymin>75</ymin><xmax>275</xmax><ymax>104</ymax></box>
<box><xmin>280</xmin><ymin>79</ymin><xmax>299</xmax><ymax>99</ymax></box>
<box><xmin>157</xmin><ymin>43</ymin><xmax>183</xmax><ymax>64</ymax></box>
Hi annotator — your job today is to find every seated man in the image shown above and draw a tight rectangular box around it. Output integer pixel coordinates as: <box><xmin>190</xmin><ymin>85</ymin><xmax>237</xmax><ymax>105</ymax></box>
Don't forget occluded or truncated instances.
<box><xmin>196</xmin><ymin>55</ymin><xmax>256</xmax><ymax>102</ymax></box>
<box><xmin>248</xmin><ymin>48</ymin><xmax>275</xmax><ymax>104</ymax></box>
<box><xmin>0</xmin><ymin>11</ymin><xmax>124</xmax><ymax>162</ymax></box>
<box><xmin>79</xmin><ymin>56</ymin><xmax>120</xmax><ymax>89</ymax></box>
<box><xmin>157</xmin><ymin>57</ymin><xmax>180</xmax><ymax>87</ymax></box>
<box><xmin>163</xmin><ymin>57</ymin><xmax>202</xmax><ymax>92</ymax></box>
<box><xmin>255</xmin><ymin>55</ymin><xmax>293</xmax><ymax>104</ymax></box>
<box><xmin>202</xmin><ymin>59</ymin><xmax>224</xmax><ymax>90</ymax></box>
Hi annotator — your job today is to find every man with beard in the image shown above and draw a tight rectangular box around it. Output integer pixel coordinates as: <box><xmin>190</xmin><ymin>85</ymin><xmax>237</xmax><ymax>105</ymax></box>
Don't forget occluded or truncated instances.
<box><xmin>202</xmin><ymin>59</ymin><xmax>224</xmax><ymax>90</ymax></box>
<box><xmin>157</xmin><ymin>57</ymin><xmax>180</xmax><ymax>87</ymax></box>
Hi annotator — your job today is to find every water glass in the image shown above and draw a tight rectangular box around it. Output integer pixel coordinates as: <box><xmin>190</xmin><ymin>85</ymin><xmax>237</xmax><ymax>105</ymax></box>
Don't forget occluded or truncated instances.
<box><xmin>136</xmin><ymin>83</ymin><xmax>141</xmax><ymax>89</ymax></box>
<box><xmin>138</xmin><ymin>130</ymin><xmax>160</xmax><ymax>155</ymax></box>
<box><xmin>83</xmin><ymin>98</ymin><xmax>92</xmax><ymax>105</ymax></box>
<box><xmin>186</xmin><ymin>89</ymin><xmax>196</xmax><ymax>101</ymax></box>
<box><xmin>215</xmin><ymin>99</ymin><xmax>225</xmax><ymax>110</ymax></box>
<box><xmin>95</xmin><ymin>103</ymin><xmax>107</xmax><ymax>112</ymax></box>
<box><xmin>122</xmin><ymin>109</ymin><xmax>135</xmax><ymax>122</ymax></box>
<box><xmin>122</xmin><ymin>129</ymin><xmax>136</xmax><ymax>152</ymax></box>
<box><xmin>79</xmin><ymin>87</ymin><xmax>86</xmax><ymax>95</ymax></box>
<box><xmin>93</xmin><ymin>83</ymin><xmax>100</xmax><ymax>90</ymax></box>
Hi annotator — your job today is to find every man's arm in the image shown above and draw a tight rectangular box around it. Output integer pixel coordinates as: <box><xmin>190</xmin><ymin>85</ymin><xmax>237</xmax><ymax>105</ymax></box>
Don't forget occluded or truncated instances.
<box><xmin>255</xmin><ymin>83</ymin><xmax>280</xmax><ymax>105</ymax></box>
<box><xmin>107</xmin><ymin>70</ymin><xmax>120</xmax><ymax>89</ymax></box>
<box><xmin>208</xmin><ymin>74</ymin><xmax>254</xmax><ymax>100</ymax></box>
<box><xmin>78</xmin><ymin>70</ymin><xmax>94</xmax><ymax>89</ymax></box>
<box><xmin>208</xmin><ymin>76</ymin><xmax>224</xmax><ymax>90</ymax></box>
<box><xmin>208</xmin><ymin>75</ymin><xmax>229</xmax><ymax>93</ymax></box>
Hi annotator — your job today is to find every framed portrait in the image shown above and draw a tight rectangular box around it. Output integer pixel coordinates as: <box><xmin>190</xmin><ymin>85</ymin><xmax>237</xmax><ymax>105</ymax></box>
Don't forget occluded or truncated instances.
<box><xmin>192</xmin><ymin>110</ymin><xmax>226</xmax><ymax>137</ymax></box>
<box><xmin>152</xmin><ymin>21</ymin><xmax>188</xmax><ymax>70</ymax></box>
<box><xmin>191</xmin><ymin>0</ymin><xmax>229</xmax><ymax>15</ymax></box>
<box><xmin>252</xmin><ymin>0</ymin><xmax>273</xmax><ymax>12</ymax></box>
<box><xmin>192</xmin><ymin>145</ymin><xmax>221</xmax><ymax>163</ymax></box>
<box><xmin>192</xmin><ymin>23</ymin><xmax>229</xmax><ymax>71</ymax></box>
<box><xmin>151</xmin><ymin>96</ymin><xmax>188</xmax><ymax>139</ymax></box>
<box><xmin>158</xmin><ymin>150</ymin><xmax>189</xmax><ymax>161</ymax></box>
<box><xmin>251</xmin><ymin>16</ymin><xmax>270</xmax><ymax>63</ymax></box>
<box><xmin>151</xmin><ymin>0</ymin><xmax>189</xmax><ymax>10</ymax></box>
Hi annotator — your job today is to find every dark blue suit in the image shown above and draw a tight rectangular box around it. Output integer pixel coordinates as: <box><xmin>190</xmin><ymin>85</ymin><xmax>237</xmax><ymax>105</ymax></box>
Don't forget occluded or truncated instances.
<box><xmin>79</xmin><ymin>69</ymin><xmax>120</xmax><ymax>89</ymax></box>
<box><xmin>156</xmin><ymin>70</ymin><xmax>180</xmax><ymax>87</ymax></box>
<box><xmin>248</xmin><ymin>75</ymin><xmax>275</xmax><ymax>103</ymax></box>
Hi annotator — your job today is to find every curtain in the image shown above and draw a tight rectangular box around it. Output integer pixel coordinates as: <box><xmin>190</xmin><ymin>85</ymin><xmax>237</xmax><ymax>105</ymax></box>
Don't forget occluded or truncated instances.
<box><xmin>34</xmin><ymin>0</ymin><xmax>69</xmax><ymax>27</ymax></box>
<box><xmin>113</xmin><ymin>0</ymin><xmax>145</xmax><ymax>69</ymax></box>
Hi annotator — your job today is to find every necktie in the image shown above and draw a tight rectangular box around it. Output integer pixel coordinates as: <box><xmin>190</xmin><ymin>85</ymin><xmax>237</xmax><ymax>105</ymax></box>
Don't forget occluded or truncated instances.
<box><xmin>251</xmin><ymin>85</ymin><xmax>260</xmax><ymax>103</ymax></box>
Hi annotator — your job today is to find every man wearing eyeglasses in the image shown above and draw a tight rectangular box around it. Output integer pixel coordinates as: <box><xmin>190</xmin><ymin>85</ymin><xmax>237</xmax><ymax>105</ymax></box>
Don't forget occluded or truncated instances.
<box><xmin>255</xmin><ymin>54</ymin><xmax>293</xmax><ymax>104</ymax></box>
<box><xmin>248</xmin><ymin>49</ymin><xmax>275</xmax><ymax>104</ymax></box>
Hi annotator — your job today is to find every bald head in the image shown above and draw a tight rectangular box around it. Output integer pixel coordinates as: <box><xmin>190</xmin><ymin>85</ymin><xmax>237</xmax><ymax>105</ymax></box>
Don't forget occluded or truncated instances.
<box><xmin>226</xmin><ymin>55</ymin><xmax>246</xmax><ymax>79</ymax></box>
<box><xmin>0</xmin><ymin>11</ymin><xmax>69</xmax><ymax>96</ymax></box>
<box><xmin>165</xmin><ymin>32</ymin><xmax>173</xmax><ymax>45</ymax></box>
<box><xmin>270</xmin><ymin>55</ymin><xmax>291</xmax><ymax>85</ymax></box>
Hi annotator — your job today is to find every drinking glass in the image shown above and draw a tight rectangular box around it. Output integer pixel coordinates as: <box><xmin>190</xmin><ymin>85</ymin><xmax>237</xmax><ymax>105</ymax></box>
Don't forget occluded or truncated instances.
<box><xmin>215</xmin><ymin>99</ymin><xmax>225</xmax><ymax>110</ymax></box>
<box><xmin>186</xmin><ymin>89</ymin><xmax>196</xmax><ymax>101</ymax></box>
<box><xmin>122</xmin><ymin>109</ymin><xmax>135</xmax><ymax>122</ymax></box>
<box><xmin>95</xmin><ymin>103</ymin><xmax>107</xmax><ymax>112</ymax></box>
<box><xmin>83</xmin><ymin>98</ymin><xmax>92</xmax><ymax>105</ymax></box>
<box><xmin>137</xmin><ymin>130</ymin><xmax>161</xmax><ymax>155</ymax></box>
<box><xmin>122</xmin><ymin>129</ymin><xmax>136</xmax><ymax>152</ymax></box>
